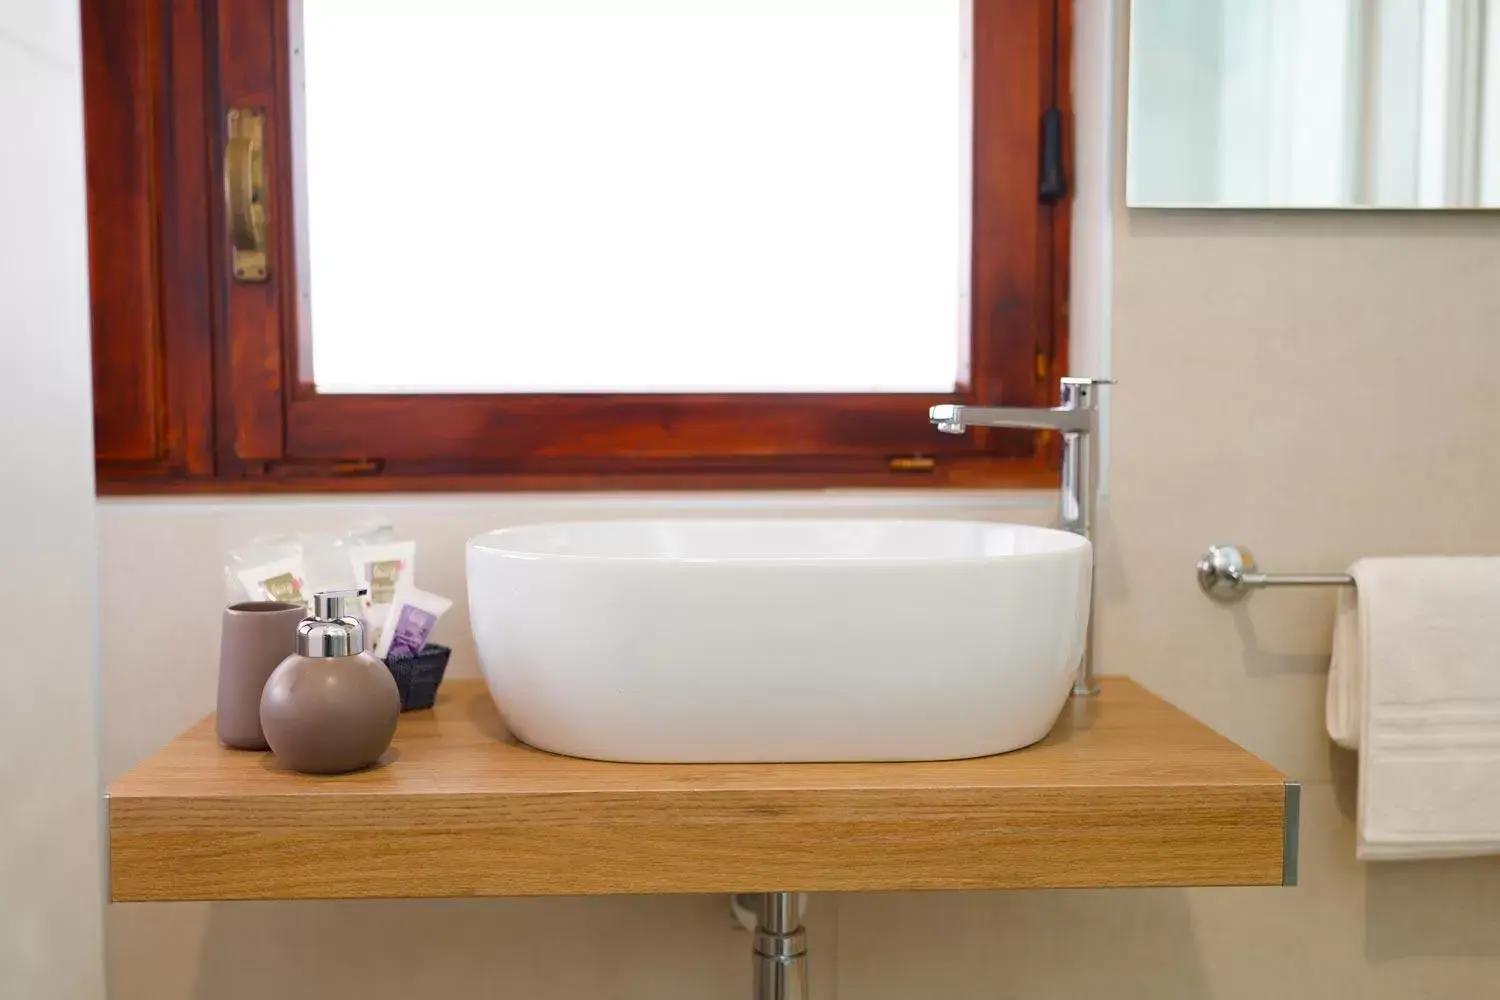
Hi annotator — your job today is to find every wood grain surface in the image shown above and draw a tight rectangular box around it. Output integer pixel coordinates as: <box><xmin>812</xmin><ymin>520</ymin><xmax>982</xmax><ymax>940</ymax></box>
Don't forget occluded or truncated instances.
<box><xmin>108</xmin><ymin>679</ymin><xmax>1290</xmax><ymax>902</ymax></box>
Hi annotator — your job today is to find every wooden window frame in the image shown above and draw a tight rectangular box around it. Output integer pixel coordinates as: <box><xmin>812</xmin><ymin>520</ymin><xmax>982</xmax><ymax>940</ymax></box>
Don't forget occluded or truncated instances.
<box><xmin>85</xmin><ymin>0</ymin><xmax>1071</xmax><ymax>494</ymax></box>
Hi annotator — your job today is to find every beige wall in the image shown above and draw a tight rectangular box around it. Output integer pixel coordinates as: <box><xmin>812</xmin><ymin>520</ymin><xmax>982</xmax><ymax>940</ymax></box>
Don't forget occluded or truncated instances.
<box><xmin>835</xmin><ymin>3</ymin><xmax>1500</xmax><ymax>996</ymax></box>
<box><xmin>0</xmin><ymin>2</ymin><xmax>107</xmax><ymax>998</ymax></box>
<box><xmin>102</xmin><ymin>1</ymin><xmax>1500</xmax><ymax>997</ymax></box>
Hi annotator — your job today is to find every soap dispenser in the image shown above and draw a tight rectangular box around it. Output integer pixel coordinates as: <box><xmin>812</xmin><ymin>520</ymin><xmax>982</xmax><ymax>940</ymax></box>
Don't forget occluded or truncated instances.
<box><xmin>260</xmin><ymin>588</ymin><xmax>400</xmax><ymax>774</ymax></box>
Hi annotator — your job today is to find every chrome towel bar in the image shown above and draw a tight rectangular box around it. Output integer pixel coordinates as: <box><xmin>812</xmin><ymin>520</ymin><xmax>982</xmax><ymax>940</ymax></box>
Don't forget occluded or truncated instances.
<box><xmin>1197</xmin><ymin>544</ymin><xmax>1354</xmax><ymax>603</ymax></box>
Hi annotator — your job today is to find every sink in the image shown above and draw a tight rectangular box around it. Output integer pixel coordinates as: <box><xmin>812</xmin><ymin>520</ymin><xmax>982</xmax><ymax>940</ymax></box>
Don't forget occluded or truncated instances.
<box><xmin>466</xmin><ymin>519</ymin><xmax>1091</xmax><ymax>763</ymax></box>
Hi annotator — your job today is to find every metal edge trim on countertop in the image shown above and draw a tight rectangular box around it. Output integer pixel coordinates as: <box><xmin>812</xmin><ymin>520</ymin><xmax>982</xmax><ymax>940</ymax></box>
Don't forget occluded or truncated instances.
<box><xmin>1282</xmin><ymin>781</ymin><xmax>1301</xmax><ymax>887</ymax></box>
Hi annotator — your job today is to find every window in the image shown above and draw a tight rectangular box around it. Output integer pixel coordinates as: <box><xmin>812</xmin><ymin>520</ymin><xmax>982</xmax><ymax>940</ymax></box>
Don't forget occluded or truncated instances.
<box><xmin>84</xmin><ymin>0</ymin><xmax>1069</xmax><ymax>492</ymax></box>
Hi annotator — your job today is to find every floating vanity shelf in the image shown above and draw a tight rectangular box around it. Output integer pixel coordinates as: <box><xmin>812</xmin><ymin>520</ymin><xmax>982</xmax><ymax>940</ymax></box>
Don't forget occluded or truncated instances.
<box><xmin>108</xmin><ymin>679</ymin><xmax>1295</xmax><ymax>902</ymax></box>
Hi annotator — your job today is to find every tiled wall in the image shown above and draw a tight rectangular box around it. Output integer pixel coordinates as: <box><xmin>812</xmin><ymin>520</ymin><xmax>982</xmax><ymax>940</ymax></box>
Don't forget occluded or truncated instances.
<box><xmin>101</xmin><ymin>1</ymin><xmax>1500</xmax><ymax>997</ymax></box>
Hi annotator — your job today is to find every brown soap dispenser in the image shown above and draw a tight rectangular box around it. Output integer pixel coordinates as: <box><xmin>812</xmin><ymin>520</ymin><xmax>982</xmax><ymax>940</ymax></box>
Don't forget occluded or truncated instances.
<box><xmin>260</xmin><ymin>588</ymin><xmax>400</xmax><ymax>774</ymax></box>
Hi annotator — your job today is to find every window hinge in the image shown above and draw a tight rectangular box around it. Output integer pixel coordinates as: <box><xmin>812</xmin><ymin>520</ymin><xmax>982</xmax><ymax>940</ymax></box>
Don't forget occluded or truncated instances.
<box><xmin>889</xmin><ymin>455</ymin><xmax>937</xmax><ymax>473</ymax></box>
<box><xmin>1039</xmin><ymin>106</ymin><xmax>1068</xmax><ymax>203</ymax></box>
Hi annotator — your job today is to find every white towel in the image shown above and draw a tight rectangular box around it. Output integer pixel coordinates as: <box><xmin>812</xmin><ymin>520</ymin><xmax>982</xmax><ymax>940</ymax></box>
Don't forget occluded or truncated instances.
<box><xmin>1326</xmin><ymin>557</ymin><xmax>1500</xmax><ymax>861</ymax></box>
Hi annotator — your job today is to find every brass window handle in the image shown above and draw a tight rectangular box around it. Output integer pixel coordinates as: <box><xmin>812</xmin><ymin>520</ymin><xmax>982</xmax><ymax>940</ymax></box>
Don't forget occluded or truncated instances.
<box><xmin>225</xmin><ymin>108</ymin><xmax>267</xmax><ymax>282</ymax></box>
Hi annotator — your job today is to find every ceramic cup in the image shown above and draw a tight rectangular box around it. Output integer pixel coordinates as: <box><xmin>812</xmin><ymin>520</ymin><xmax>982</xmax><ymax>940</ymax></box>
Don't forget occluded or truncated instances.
<box><xmin>216</xmin><ymin>601</ymin><xmax>306</xmax><ymax>750</ymax></box>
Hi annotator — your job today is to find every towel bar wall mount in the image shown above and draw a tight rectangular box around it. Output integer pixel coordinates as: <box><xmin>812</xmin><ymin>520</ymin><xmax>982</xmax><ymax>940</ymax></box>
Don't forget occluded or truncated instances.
<box><xmin>1197</xmin><ymin>544</ymin><xmax>1355</xmax><ymax>603</ymax></box>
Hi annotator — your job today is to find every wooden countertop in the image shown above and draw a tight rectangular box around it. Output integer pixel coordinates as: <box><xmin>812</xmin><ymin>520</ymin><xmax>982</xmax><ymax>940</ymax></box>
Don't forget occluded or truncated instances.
<box><xmin>108</xmin><ymin>679</ymin><xmax>1294</xmax><ymax>902</ymax></box>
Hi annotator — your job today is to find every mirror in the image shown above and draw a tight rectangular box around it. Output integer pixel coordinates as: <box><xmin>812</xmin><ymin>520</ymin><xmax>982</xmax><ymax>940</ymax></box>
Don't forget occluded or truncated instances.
<box><xmin>1127</xmin><ymin>0</ymin><xmax>1500</xmax><ymax>209</ymax></box>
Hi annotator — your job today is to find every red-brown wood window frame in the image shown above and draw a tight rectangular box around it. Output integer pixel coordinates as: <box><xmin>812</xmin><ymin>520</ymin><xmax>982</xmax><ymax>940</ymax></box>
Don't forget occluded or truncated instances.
<box><xmin>85</xmin><ymin>0</ymin><xmax>1071</xmax><ymax>494</ymax></box>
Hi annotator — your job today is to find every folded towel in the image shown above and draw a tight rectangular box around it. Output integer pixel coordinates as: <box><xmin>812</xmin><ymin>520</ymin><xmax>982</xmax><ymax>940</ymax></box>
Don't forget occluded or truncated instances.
<box><xmin>1327</xmin><ymin>557</ymin><xmax>1500</xmax><ymax>860</ymax></box>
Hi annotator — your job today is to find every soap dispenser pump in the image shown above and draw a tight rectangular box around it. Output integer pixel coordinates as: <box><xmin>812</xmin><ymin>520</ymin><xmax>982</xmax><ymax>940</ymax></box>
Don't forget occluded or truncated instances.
<box><xmin>260</xmin><ymin>588</ymin><xmax>400</xmax><ymax>774</ymax></box>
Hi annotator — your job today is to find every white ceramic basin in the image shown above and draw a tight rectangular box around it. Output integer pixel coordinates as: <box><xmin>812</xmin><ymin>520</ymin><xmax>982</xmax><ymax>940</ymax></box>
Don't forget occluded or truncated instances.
<box><xmin>466</xmin><ymin>519</ymin><xmax>1091</xmax><ymax>763</ymax></box>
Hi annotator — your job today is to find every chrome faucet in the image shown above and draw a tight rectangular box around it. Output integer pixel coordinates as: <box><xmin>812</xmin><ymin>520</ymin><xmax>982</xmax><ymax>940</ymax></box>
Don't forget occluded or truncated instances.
<box><xmin>930</xmin><ymin>376</ymin><xmax>1111</xmax><ymax>696</ymax></box>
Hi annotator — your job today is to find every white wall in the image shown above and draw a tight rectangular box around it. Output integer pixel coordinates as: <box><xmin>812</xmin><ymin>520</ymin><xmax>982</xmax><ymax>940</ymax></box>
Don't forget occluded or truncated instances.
<box><xmin>0</xmin><ymin>3</ymin><xmax>106</xmax><ymax>998</ymax></box>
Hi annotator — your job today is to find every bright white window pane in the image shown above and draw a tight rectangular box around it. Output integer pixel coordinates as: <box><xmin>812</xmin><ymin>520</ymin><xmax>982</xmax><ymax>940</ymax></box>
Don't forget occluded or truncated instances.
<box><xmin>300</xmin><ymin>0</ymin><xmax>971</xmax><ymax>394</ymax></box>
<box><xmin>1485</xmin><ymin>0</ymin><xmax>1500</xmax><ymax>204</ymax></box>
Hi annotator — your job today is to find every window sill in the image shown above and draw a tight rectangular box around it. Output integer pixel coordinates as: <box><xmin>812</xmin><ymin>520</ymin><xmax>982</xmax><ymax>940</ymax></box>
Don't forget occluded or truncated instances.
<box><xmin>96</xmin><ymin>454</ymin><xmax>1063</xmax><ymax>496</ymax></box>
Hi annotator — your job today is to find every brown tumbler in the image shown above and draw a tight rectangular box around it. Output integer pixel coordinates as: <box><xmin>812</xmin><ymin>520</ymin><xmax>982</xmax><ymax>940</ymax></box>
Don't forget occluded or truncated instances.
<box><xmin>216</xmin><ymin>601</ymin><xmax>306</xmax><ymax>749</ymax></box>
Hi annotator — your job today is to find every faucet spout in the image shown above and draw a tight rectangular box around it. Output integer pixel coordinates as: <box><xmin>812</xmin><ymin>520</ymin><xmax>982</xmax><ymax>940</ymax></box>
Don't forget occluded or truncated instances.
<box><xmin>929</xmin><ymin>378</ymin><xmax>1110</xmax><ymax>697</ymax></box>
<box><xmin>928</xmin><ymin>403</ymin><xmax>1091</xmax><ymax>434</ymax></box>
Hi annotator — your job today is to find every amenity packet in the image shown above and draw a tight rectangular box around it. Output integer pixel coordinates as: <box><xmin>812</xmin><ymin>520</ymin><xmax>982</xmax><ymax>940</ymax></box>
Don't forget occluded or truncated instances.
<box><xmin>226</xmin><ymin>536</ymin><xmax>309</xmax><ymax>608</ymax></box>
<box><xmin>375</xmin><ymin>584</ymin><xmax>453</xmax><ymax>660</ymax></box>
<box><xmin>348</xmin><ymin>539</ymin><xmax>417</xmax><ymax>649</ymax></box>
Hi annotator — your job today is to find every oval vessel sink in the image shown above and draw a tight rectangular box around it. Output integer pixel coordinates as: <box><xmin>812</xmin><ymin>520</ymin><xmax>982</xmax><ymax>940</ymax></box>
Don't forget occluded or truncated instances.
<box><xmin>467</xmin><ymin>519</ymin><xmax>1090</xmax><ymax>763</ymax></box>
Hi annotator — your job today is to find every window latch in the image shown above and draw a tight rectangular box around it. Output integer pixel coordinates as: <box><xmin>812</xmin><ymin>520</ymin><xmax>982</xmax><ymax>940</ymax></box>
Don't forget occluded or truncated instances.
<box><xmin>225</xmin><ymin>108</ymin><xmax>269</xmax><ymax>282</ymax></box>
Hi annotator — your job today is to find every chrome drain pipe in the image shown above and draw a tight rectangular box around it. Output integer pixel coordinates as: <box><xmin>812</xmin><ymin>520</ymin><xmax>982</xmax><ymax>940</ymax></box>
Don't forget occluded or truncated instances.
<box><xmin>745</xmin><ymin>893</ymin><xmax>807</xmax><ymax>1000</ymax></box>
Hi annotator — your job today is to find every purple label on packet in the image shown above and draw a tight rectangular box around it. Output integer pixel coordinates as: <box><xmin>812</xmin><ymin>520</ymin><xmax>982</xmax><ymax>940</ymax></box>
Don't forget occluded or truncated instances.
<box><xmin>387</xmin><ymin>604</ymin><xmax>438</xmax><ymax>659</ymax></box>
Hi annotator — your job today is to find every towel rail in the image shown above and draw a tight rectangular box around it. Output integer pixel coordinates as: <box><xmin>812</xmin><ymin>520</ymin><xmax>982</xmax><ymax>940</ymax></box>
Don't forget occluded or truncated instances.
<box><xmin>1197</xmin><ymin>544</ymin><xmax>1354</xmax><ymax>603</ymax></box>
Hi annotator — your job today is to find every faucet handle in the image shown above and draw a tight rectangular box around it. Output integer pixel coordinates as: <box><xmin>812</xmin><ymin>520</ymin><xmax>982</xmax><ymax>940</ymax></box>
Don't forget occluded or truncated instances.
<box><xmin>1059</xmin><ymin>377</ymin><xmax>1112</xmax><ymax>409</ymax></box>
